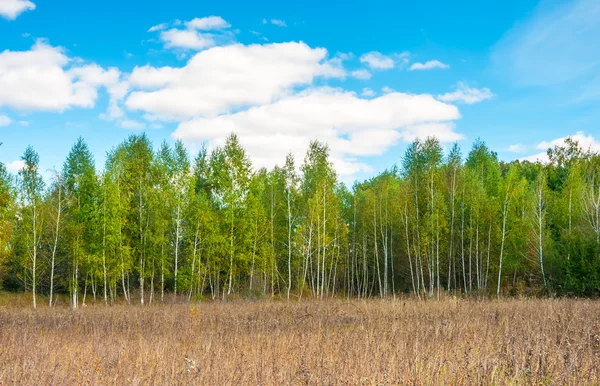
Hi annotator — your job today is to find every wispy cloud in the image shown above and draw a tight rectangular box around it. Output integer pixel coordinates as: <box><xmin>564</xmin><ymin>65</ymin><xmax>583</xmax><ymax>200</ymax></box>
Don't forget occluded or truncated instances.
<box><xmin>0</xmin><ymin>114</ymin><xmax>12</xmax><ymax>126</ymax></box>
<box><xmin>351</xmin><ymin>69</ymin><xmax>371</xmax><ymax>80</ymax></box>
<box><xmin>409</xmin><ymin>60</ymin><xmax>449</xmax><ymax>71</ymax></box>
<box><xmin>270</xmin><ymin>19</ymin><xmax>287</xmax><ymax>27</ymax></box>
<box><xmin>149</xmin><ymin>16</ymin><xmax>233</xmax><ymax>51</ymax></box>
<box><xmin>492</xmin><ymin>0</ymin><xmax>600</xmax><ymax>96</ymax></box>
<box><xmin>250</xmin><ymin>30</ymin><xmax>268</xmax><ymax>42</ymax></box>
<box><xmin>361</xmin><ymin>88</ymin><xmax>375</xmax><ymax>97</ymax></box>
<box><xmin>185</xmin><ymin>16</ymin><xmax>230</xmax><ymax>30</ymax></box>
<box><xmin>148</xmin><ymin>23</ymin><xmax>168</xmax><ymax>32</ymax></box>
<box><xmin>507</xmin><ymin>143</ymin><xmax>525</xmax><ymax>153</ymax></box>
<box><xmin>118</xmin><ymin>119</ymin><xmax>146</xmax><ymax>130</ymax></box>
<box><xmin>360</xmin><ymin>52</ymin><xmax>395</xmax><ymax>70</ymax></box>
<box><xmin>437</xmin><ymin>82</ymin><xmax>494</xmax><ymax>104</ymax></box>
<box><xmin>262</xmin><ymin>18</ymin><xmax>288</xmax><ymax>27</ymax></box>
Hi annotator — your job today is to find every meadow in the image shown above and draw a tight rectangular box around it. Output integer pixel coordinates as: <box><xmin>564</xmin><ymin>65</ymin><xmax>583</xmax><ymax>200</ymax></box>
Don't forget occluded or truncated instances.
<box><xmin>1</xmin><ymin>295</ymin><xmax>600</xmax><ymax>385</ymax></box>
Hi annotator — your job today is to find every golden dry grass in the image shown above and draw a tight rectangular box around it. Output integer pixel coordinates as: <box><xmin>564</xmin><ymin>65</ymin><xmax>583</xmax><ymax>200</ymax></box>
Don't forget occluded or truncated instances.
<box><xmin>1</xmin><ymin>296</ymin><xmax>600</xmax><ymax>385</ymax></box>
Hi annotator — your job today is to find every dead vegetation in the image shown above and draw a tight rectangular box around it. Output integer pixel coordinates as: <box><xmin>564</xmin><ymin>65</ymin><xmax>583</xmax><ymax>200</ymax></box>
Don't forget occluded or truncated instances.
<box><xmin>1</xmin><ymin>296</ymin><xmax>600</xmax><ymax>385</ymax></box>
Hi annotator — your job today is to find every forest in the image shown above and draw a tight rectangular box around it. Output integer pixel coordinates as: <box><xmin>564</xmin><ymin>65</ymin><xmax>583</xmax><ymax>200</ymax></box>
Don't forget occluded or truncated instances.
<box><xmin>1</xmin><ymin>133</ymin><xmax>599</xmax><ymax>308</ymax></box>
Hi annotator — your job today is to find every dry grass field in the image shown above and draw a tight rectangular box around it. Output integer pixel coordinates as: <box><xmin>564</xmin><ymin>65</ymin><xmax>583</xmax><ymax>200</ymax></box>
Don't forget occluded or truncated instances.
<box><xmin>1</xmin><ymin>295</ymin><xmax>600</xmax><ymax>385</ymax></box>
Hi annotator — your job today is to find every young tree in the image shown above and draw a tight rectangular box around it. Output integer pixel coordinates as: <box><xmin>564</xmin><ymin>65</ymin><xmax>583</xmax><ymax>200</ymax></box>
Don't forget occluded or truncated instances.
<box><xmin>210</xmin><ymin>134</ymin><xmax>252</xmax><ymax>296</ymax></box>
<box><xmin>171</xmin><ymin>141</ymin><xmax>190</xmax><ymax>296</ymax></box>
<box><xmin>18</xmin><ymin>146</ymin><xmax>45</xmax><ymax>309</ymax></box>
<box><xmin>445</xmin><ymin>143</ymin><xmax>462</xmax><ymax>292</ymax></box>
<box><xmin>530</xmin><ymin>168</ymin><xmax>548</xmax><ymax>289</ymax></box>
<box><xmin>63</xmin><ymin>138</ymin><xmax>98</xmax><ymax>308</ymax></box>
<box><xmin>46</xmin><ymin>171</ymin><xmax>64</xmax><ymax>306</ymax></box>
<box><xmin>283</xmin><ymin>154</ymin><xmax>299</xmax><ymax>299</ymax></box>
<box><xmin>0</xmin><ymin>147</ymin><xmax>16</xmax><ymax>291</ymax></box>
<box><xmin>120</xmin><ymin>135</ymin><xmax>155</xmax><ymax>305</ymax></box>
<box><xmin>496</xmin><ymin>166</ymin><xmax>524</xmax><ymax>297</ymax></box>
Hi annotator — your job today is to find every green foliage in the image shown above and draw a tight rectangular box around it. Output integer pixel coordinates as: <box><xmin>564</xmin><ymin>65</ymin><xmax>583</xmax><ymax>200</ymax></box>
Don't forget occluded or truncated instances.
<box><xmin>3</xmin><ymin>133</ymin><xmax>600</xmax><ymax>301</ymax></box>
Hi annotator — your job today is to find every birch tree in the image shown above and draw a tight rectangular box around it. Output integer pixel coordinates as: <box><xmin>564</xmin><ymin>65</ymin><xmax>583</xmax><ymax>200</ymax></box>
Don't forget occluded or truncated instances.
<box><xmin>18</xmin><ymin>146</ymin><xmax>44</xmax><ymax>309</ymax></box>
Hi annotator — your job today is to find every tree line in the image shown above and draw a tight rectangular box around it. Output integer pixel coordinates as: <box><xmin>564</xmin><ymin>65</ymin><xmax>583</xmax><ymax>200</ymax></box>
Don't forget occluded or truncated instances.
<box><xmin>1</xmin><ymin>134</ymin><xmax>600</xmax><ymax>308</ymax></box>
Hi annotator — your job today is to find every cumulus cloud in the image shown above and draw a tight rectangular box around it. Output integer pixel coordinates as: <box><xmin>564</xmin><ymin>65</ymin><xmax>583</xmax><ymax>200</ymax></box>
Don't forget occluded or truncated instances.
<box><xmin>4</xmin><ymin>160</ymin><xmax>25</xmax><ymax>173</ymax></box>
<box><xmin>128</xmin><ymin>65</ymin><xmax>179</xmax><ymax>89</ymax></box>
<box><xmin>0</xmin><ymin>0</ymin><xmax>35</xmax><ymax>20</ymax></box>
<box><xmin>126</xmin><ymin>42</ymin><xmax>346</xmax><ymax>119</ymax></box>
<box><xmin>0</xmin><ymin>19</ymin><xmax>469</xmax><ymax>180</ymax></box>
<box><xmin>172</xmin><ymin>87</ymin><xmax>461</xmax><ymax>176</ymax></box>
<box><xmin>360</xmin><ymin>52</ymin><xmax>395</xmax><ymax>70</ymax></box>
<box><xmin>0</xmin><ymin>48</ymin><xmax>133</xmax><ymax>123</ymax></box>
<box><xmin>0</xmin><ymin>114</ymin><xmax>12</xmax><ymax>126</ymax></box>
<box><xmin>0</xmin><ymin>40</ymin><xmax>122</xmax><ymax>112</ymax></box>
<box><xmin>409</xmin><ymin>60</ymin><xmax>449</xmax><ymax>71</ymax></box>
<box><xmin>536</xmin><ymin>131</ymin><xmax>600</xmax><ymax>152</ymax></box>
<box><xmin>437</xmin><ymin>82</ymin><xmax>494</xmax><ymax>104</ymax></box>
<box><xmin>68</xmin><ymin>63</ymin><xmax>129</xmax><ymax>122</ymax></box>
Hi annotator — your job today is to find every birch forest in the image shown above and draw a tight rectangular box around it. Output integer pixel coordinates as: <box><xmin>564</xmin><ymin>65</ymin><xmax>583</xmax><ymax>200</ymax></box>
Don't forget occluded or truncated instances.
<box><xmin>1</xmin><ymin>133</ymin><xmax>600</xmax><ymax>308</ymax></box>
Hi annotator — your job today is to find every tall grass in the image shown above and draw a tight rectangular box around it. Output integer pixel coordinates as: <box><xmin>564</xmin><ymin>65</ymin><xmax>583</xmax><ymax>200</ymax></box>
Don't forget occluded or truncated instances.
<box><xmin>1</xmin><ymin>296</ymin><xmax>599</xmax><ymax>384</ymax></box>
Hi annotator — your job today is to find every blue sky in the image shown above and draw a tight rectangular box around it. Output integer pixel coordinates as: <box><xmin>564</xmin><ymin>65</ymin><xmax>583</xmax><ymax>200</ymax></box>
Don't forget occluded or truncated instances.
<box><xmin>0</xmin><ymin>0</ymin><xmax>599</xmax><ymax>183</ymax></box>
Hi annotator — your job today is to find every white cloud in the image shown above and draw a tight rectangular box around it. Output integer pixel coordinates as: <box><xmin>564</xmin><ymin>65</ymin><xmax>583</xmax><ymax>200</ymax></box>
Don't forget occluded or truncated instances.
<box><xmin>437</xmin><ymin>82</ymin><xmax>494</xmax><ymax>104</ymax></box>
<box><xmin>507</xmin><ymin>143</ymin><xmax>525</xmax><ymax>153</ymax></box>
<box><xmin>173</xmin><ymin>87</ymin><xmax>461</xmax><ymax>176</ymax></box>
<box><xmin>118</xmin><ymin>119</ymin><xmax>146</xmax><ymax>129</ymax></box>
<box><xmin>360</xmin><ymin>52</ymin><xmax>395</xmax><ymax>70</ymax></box>
<box><xmin>271</xmin><ymin>19</ymin><xmax>287</xmax><ymax>27</ymax></box>
<box><xmin>361</xmin><ymin>88</ymin><xmax>375</xmax><ymax>97</ymax></box>
<box><xmin>128</xmin><ymin>65</ymin><xmax>180</xmax><ymax>89</ymax></box>
<box><xmin>0</xmin><ymin>114</ymin><xmax>12</xmax><ymax>126</ymax></box>
<box><xmin>537</xmin><ymin>131</ymin><xmax>600</xmax><ymax>152</ymax></box>
<box><xmin>185</xmin><ymin>16</ymin><xmax>230</xmax><ymax>30</ymax></box>
<box><xmin>381</xmin><ymin>86</ymin><xmax>395</xmax><ymax>94</ymax></box>
<box><xmin>351</xmin><ymin>69</ymin><xmax>371</xmax><ymax>80</ymax></box>
<box><xmin>409</xmin><ymin>60</ymin><xmax>449</xmax><ymax>71</ymax></box>
<box><xmin>126</xmin><ymin>42</ymin><xmax>346</xmax><ymax>119</ymax></box>
<box><xmin>0</xmin><ymin>0</ymin><xmax>35</xmax><ymax>20</ymax></box>
<box><xmin>522</xmin><ymin>131</ymin><xmax>600</xmax><ymax>163</ymax></box>
<box><xmin>250</xmin><ymin>30</ymin><xmax>269</xmax><ymax>42</ymax></box>
<box><xmin>4</xmin><ymin>160</ymin><xmax>25</xmax><ymax>173</ymax></box>
<box><xmin>68</xmin><ymin>63</ymin><xmax>128</xmax><ymax>122</ymax></box>
<box><xmin>148</xmin><ymin>23</ymin><xmax>168</xmax><ymax>32</ymax></box>
<box><xmin>393</xmin><ymin>51</ymin><xmax>411</xmax><ymax>63</ymax></box>
<box><xmin>0</xmin><ymin>40</ymin><xmax>118</xmax><ymax>112</ymax></box>
<box><xmin>262</xmin><ymin>18</ymin><xmax>287</xmax><ymax>27</ymax></box>
<box><xmin>150</xmin><ymin>16</ymin><xmax>232</xmax><ymax>51</ymax></box>
<box><xmin>160</xmin><ymin>28</ymin><xmax>216</xmax><ymax>50</ymax></box>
